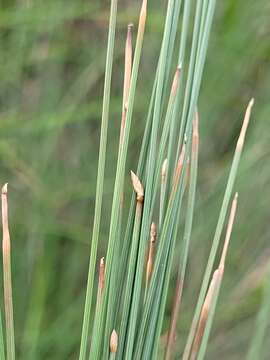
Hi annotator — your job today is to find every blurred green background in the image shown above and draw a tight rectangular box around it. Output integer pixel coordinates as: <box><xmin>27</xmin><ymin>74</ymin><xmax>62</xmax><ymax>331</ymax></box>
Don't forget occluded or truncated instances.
<box><xmin>0</xmin><ymin>0</ymin><xmax>269</xmax><ymax>359</ymax></box>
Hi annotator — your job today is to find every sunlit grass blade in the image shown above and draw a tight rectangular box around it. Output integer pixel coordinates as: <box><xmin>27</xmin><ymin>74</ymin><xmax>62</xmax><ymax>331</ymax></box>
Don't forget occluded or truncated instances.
<box><xmin>1</xmin><ymin>184</ymin><xmax>15</xmax><ymax>360</ymax></box>
<box><xmin>79</xmin><ymin>0</ymin><xmax>118</xmax><ymax>358</ymax></box>
<box><xmin>165</xmin><ymin>111</ymin><xmax>199</xmax><ymax>360</ymax></box>
<box><xmin>183</xmin><ymin>99</ymin><xmax>254</xmax><ymax>359</ymax></box>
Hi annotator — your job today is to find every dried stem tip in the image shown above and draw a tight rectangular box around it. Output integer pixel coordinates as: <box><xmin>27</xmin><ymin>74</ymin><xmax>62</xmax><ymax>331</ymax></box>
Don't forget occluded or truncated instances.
<box><xmin>131</xmin><ymin>171</ymin><xmax>144</xmax><ymax>202</ymax></box>
<box><xmin>219</xmin><ymin>192</ymin><xmax>238</xmax><ymax>270</ymax></box>
<box><xmin>161</xmin><ymin>159</ymin><xmax>168</xmax><ymax>181</ymax></box>
<box><xmin>237</xmin><ymin>98</ymin><xmax>254</xmax><ymax>150</ymax></box>
<box><xmin>2</xmin><ymin>183</ymin><xmax>8</xmax><ymax>195</ymax></box>
<box><xmin>150</xmin><ymin>222</ymin><xmax>157</xmax><ymax>243</ymax></box>
<box><xmin>2</xmin><ymin>183</ymin><xmax>10</xmax><ymax>255</ymax></box>
<box><xmin>146</xmin><ymin>222</ymin><xmax>157</xmax><ymax>285</ymax></box>
<box><xmin>98</xmin><ymin>257</ymin><xmax>105</xmax><ymax>293</ymax></box>
<box><xmin>110</xmin><ymin>329</ymin><xmax>118</xmax><ymax>353</ymax></box>
<box><xmin>2</xmin><ymin>182</ymin><xmax>16</xmax><ymax>360</ymax></box>
<box><xmin>171</xmin><ymin>67</ymin><xmax>181</xmax><ymax>98</ymax></box>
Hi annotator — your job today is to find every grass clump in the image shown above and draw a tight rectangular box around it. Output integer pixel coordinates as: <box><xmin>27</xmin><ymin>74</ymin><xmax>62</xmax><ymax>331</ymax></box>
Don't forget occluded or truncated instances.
<box><xmin>76</xmin><ymin>0</ymin><xmax>254</xmax><ymax>358</ymax></box>
<box><xmin>0</xmin><ymin>0</ymin><xmax>260</xmax><ymax>359</ymax></box>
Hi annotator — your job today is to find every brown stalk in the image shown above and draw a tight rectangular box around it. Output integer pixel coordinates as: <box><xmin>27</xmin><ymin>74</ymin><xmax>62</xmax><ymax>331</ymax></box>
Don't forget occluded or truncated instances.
<box><xmin>145</xmin><ymin>222</ymin><xmax>157</xmax><ymax>289</ymax></box>
<box><xmin>189</xmin><ymin>269</ymin><xmax>221</xmax><ymax>360</ymax></box>
<box><xmin>1</xmin><ymin>183</ymin><xmax>15</xmax><ymax>360</ymax></box>
<box><xmin>97</xmin><ymin>257</ymin><xmax>105</xmax><ymax>303</ymax></box>
<box><xmin>172</xmin><ymin>140</ymin><xmax>186</xmax><ymax>194</ymax></box>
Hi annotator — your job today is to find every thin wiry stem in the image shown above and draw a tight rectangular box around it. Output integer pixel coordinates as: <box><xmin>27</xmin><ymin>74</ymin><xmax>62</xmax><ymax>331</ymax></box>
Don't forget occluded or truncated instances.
<box><xmin>101</xmin><ymin>0</ymin><xmax>148</xmax><ymax>357</ymax></box>
<box><xmin>160</xmin><ymin>159</ymin><xmax>168</xmax><ymax>229</ymax></box>
<box><xmin>134</xmin><ymin>142</ymin><xmax>187</xmax><ymax>359</ymax></box>
<box><xmin>190</xmin><ymin>192</ymin><xmax>238</xmax><ymax>360</ymax></box>
<box><xmin>190</xmin><ymin>269</ymin><xmax>221</xmax><ymax>360</ymax></box>
<box><xmin>120</xmin><ymin>24</ymin><xmax>133</xmax><ymax>147</ymax></box>
<box><xmin>1</xmin><ymin>184</ymin><xmax>15</xmax><ymax>360</ymax></box>
<box><xmin>125</xmin><ymin>1</ymin><xmax>177</xmax><ymax>355</ymax></box>
<box><xmin>117</xmin><ymin>172</ymin><xmax>144</xmax><ymax>359</ymax></box>
<box><xmin>183</xmin><ymin>99</ymin><xmax>254</xmax><ymax>360</ymax></box>
<box><xmin>79</xmin><ymin>0</ymin><xmax>118</xmax><ymax>358</ymax></box>
<box><xmin>89</xmin><ymin>257</ymin><xmax>105</xmax><ymax>358</ymax></box>
<box><xmin>165</xmin><ymin>111</ymin><xmax>199</xmax><ymax>360</ymax></box>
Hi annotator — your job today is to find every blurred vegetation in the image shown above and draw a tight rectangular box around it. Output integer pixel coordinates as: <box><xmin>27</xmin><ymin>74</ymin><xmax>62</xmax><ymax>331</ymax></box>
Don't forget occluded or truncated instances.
<box><xmin>0</xmin><ymin>0</ymin><xmax>269</xmax><ymax>359</ymax></box>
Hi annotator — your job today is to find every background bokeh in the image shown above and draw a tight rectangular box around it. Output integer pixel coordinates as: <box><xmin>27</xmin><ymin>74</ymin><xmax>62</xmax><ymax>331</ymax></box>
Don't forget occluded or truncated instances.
<box><xmin>0</xmin><ymin>0</ymin><xmax>269</xmax><ymax>359</ymax></box>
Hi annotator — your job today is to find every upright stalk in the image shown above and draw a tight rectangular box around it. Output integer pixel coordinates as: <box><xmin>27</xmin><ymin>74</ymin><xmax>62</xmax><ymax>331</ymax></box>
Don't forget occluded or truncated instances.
<box><xmin>79</xmin><ymin>0</ymin><xmax>118</xmax><ymax>359</ymax></box>
<box><xmin>1</xmin><ymin>184</ymin><xmax>15</xmax><ymax>360</ymax></box>
<box><xmin>183</xmin><ymin>99</ymin><xmax>254</xmax><ymax>360</ymax></box>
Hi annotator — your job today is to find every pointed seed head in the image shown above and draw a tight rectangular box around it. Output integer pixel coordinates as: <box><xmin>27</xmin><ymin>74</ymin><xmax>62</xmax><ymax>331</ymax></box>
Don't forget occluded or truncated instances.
<box><xmin>131</xmin><ymin>171</ymin><xmax>144</xmax><ymax>202</ymax></box>
<box><xmin>110</xmin><ymin>329</ymin><xmax>118</xmax><ymax>353</ymax></box>
<box><xmin>150</xmin><ymin>222</ymin><xmax>157</xmax><ymax>243</ymax></box>
<box><xmin>161</xmin><ymin>158</ymin><xmax>168</xmax><ymax>180</ymax></box>
<box><xmin>2</xmin><ymin>183</ymin><xmax>8</xmax><ymax>195</ymax></box>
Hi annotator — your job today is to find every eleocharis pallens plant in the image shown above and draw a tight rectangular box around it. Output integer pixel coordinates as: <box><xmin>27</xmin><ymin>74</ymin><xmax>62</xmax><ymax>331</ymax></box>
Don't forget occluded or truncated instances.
<box><xmin>78</xmin><ymin>0</ymin><xmax>254</xmax><ymax>359</ymax></box>
<box><xmin>0</xmin><ymin>0</ymin><xmax>257</xmax><ymax>359</ymax></box>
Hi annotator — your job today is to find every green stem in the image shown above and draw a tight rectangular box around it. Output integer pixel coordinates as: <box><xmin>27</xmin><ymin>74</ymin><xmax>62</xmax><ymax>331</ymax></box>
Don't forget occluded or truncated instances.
<box><xmin>79</xmin><ymin>0</ymin><xmax>118</xmax><ymax>359</ymax></box>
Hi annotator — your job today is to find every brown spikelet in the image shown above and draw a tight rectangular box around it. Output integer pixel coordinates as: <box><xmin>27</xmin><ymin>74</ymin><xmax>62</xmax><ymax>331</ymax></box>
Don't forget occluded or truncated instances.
<box><xmin>146</xmin><ymin>222</ymin><xmax>157</xmax><ymax>285</ymax></box>
<box><xmin>131</xmin><ymin>171</ymin><xmax>144</xmax><ymax>203</ymax></box>
<box><xmin>98</xmin><ymin>257</ymin><xmax>105</xmax><ymax>295</ymax></box>
<box><xmin>161</xmin><ymin>158</ymin><xmax>168</xmax><ymax>181</ymax></box>
<box><xmin>110</xmin><ymin>329</ymin><xmax>118</xmax><ymax>353</ymax></box>
<box><xmin>171</xmin><ymin>66</ymin><xmax>181</xmax><ymax>99</ymax></box>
